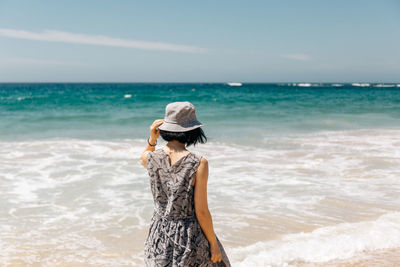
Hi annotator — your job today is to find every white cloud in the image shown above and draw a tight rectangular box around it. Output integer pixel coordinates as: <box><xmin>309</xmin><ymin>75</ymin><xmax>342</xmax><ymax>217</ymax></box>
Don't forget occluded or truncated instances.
<box><xmin>282</xmin><ymin>54</ymin><xmax>311</xmax><ymax>61</ymax></box>
<box><xmin>1</xmin><ymin>57</ymin><xmax>87</xmax><ymax>66</ymax></box>
<box><xmin>0</xmin><ymin>28</ymin><xmax>205</xmax><ymax>53</ymax></box>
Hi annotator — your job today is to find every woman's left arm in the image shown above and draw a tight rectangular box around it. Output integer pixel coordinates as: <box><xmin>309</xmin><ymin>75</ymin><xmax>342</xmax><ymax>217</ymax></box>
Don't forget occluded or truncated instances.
<box><xmin>140</xmin><ymin>119</ymin><xmax>164</xmax><ymax>169</ymax></box>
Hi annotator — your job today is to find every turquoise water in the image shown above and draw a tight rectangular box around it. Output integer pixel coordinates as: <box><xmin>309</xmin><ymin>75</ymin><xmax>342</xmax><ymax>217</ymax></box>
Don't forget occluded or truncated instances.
<box><xmin>1</xmin><ymin>83</ymin><xmax>399</xmax><ymax>143</ymax></box>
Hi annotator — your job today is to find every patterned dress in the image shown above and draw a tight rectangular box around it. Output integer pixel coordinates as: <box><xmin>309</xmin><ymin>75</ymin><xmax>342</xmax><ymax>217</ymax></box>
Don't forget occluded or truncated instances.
<box><xmin>144</xmin><ymin>148</ymin><xmax>231</xmax><ymax>267</ymax></box>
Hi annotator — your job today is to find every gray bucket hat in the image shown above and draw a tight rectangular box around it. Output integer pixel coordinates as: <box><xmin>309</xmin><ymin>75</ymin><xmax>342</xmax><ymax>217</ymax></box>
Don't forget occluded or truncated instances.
<box><xmin>158</xmin><ymin>101</ymin><xmax>203</xmax><ymax>132</ymax></box>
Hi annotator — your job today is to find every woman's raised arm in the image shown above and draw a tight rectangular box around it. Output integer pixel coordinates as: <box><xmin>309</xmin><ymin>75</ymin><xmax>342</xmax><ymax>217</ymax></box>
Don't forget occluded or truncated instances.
<box><xmin>140</xmin><ymin>119</ymin><xmax>164</xmax><ymax>169</ymax></box>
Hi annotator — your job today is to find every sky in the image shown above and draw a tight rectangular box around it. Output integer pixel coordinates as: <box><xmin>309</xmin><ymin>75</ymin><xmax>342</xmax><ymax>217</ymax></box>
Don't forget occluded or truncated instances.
<box><xmin>0</xmin><ymin>0</ymin><xmax>399</xmax><ymax>83</ymax></box>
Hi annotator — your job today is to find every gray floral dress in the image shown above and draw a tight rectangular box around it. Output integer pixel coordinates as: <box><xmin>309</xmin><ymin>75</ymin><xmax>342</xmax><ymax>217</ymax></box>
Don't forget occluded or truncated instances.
<box><xmin>144</xmin><ymin>148</ymin><xmax>231</xmax><ymax>267</ymax></box>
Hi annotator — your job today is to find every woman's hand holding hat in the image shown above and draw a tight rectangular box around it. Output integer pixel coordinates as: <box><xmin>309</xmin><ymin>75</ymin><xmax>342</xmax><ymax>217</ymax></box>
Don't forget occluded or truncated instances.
<box><xmin>149</xmin><ymin>119</ymin><xmax>164</xmax><ymax>146</ymax></box>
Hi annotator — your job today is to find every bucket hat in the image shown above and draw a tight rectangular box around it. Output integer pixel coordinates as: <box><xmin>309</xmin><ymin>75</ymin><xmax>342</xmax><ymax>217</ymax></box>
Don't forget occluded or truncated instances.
<box><xmin>158</xmin><ymin>101</ymin><xmax>203</xmax><ymax>132</ymax></box>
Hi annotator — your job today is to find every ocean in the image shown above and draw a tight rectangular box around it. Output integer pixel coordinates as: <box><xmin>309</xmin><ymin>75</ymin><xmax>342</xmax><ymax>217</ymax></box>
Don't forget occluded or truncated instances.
<box><xmin>1</xmin><ymin>82</ymin><xmax>400</xmax><ymax>266</ymax></box>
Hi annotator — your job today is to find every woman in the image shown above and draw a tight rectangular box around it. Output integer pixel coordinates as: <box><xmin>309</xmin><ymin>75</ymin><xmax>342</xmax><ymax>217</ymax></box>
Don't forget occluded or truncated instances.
<box><xmin>140</xmin><ymin>101</ymin><xmax>231</xmax><ymax>267</ymax></box>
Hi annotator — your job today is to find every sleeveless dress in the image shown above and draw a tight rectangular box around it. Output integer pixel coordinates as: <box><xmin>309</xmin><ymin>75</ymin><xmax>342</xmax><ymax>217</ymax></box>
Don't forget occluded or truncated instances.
<box><xmin>144</xmin><ymin>148</ymin><xmax>231</xmax><ymax>267</ymax></box>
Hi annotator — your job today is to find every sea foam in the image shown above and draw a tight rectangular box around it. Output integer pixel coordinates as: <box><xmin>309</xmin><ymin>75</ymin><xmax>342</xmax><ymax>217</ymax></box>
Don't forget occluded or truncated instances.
<box><xmin>1</xmin><ymin>130</ymin><xmax>400</xmax><ymax>265</ymax></box>
<box><xmin>229</xmin><ymin>211</ymin><xmax>400</xmax><ymax>266</ymax></box>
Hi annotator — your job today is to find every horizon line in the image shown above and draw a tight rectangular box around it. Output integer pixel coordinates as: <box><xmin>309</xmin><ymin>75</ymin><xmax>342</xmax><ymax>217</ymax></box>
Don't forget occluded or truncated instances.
<box><xmin>0</xmin><ymin>81</ymin><xmax>399</xmax><ymax>84</ymax></box>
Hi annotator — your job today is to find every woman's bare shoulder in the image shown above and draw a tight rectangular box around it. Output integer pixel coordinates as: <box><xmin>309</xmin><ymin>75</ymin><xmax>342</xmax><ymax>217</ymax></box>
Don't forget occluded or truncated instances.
<box><xmin>197</xmin><ymin>156</ymin><xmax>208</xmax><ymax>173</ymax></box>
<box><xmin>140</xmin><ymin>149</ymin><xmax>158</xmax><ymax>169</ymax></box>
<box><xmin>199</xmin><ymin>156</ymin><xmax>208</xmax><ymax>164</ymax></box>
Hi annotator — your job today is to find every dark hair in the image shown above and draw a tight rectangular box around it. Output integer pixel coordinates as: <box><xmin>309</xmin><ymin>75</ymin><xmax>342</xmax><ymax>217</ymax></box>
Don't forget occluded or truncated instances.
<box><xmin>159</xmin><ymin>127</ymin><xmax>207</xmax><ymax>147</ymax></box>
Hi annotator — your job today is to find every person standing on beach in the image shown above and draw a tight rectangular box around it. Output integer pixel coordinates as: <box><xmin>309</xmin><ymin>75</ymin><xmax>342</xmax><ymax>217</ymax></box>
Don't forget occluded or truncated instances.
<box><xmin>140</xmin><ymin>101</ymin><xmax>231</xmax><ymax>266</ymax></box>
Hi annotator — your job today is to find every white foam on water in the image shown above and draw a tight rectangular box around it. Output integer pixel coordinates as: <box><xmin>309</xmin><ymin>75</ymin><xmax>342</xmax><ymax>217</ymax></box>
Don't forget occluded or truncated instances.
<box><xmin>352</xmin><ymin>83</ymin><xmax>370</xmax><ymax>87</ymax></box>
<box><xmin>0</xmin><ymin>128</ymin><xmax>400</xmax><ymax>265</ymax></box>
<box><xmin>297</xmin><ymin>83</ymin><xmax>311</xmax><ymax>87</ymax></box>
<box><xmin>229</xmin><ymin>211</ymin><xmax>400</xmax><ymax>267</ymax></box>
<box><xmin>331</xmin><ymin>83</ymin><xmax>343</xmax><ymax>87</ymax></box>
<box><xmin>374</xmin><ymin>84</ymin><xmax>395</xmax><ymax>88</ymax></box>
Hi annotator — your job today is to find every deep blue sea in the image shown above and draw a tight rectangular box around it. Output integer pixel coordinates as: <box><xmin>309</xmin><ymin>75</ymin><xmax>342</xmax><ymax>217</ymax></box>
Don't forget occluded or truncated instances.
<box><xmin>1</xmin><ymin>83</ymin><xmax>399</xmax><ymax>143</ymax></box>
<box><xmin>1</xmin><ymin>83</ymin><xmax>400</xmax><ymax>266</ymax></box>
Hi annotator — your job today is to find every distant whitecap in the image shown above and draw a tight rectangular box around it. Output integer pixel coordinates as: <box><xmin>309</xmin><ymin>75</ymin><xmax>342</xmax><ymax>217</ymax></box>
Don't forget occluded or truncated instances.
<box><xmin>375</xmin><ymin>84</ymin><xmax>395</xmax><ymax>88</ymax></box>
<box><xmin>352</xmin><ymin>83</ymin><xmax>369</xmax><ymax>87</ymax></box>
<box><xmin>298</xmin><ymin>83</ymin><xmax>311</xmax><ymax>87</ymax></box>
<box><xmin>227</xmin><ymin>82</ymin><xmax>242</xmax><ymax>86</ymax></box>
